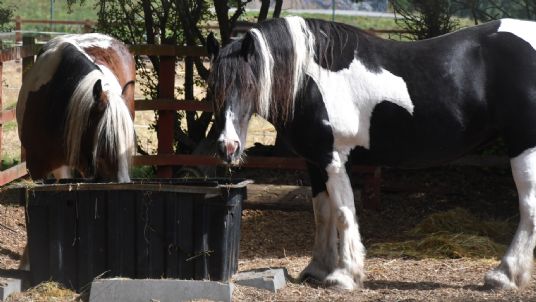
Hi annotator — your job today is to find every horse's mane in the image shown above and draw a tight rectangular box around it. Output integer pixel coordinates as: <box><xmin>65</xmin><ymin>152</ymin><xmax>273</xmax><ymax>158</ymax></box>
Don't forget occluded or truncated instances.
<box><xmin>211</xmin><ymin>16</ymin><xmax>360</xmax><ymax>125</ymax></box>
<box><xmin>65</xmin><ymin>69</ymin><xmax>135</xmax><ymax>181</ymax></box>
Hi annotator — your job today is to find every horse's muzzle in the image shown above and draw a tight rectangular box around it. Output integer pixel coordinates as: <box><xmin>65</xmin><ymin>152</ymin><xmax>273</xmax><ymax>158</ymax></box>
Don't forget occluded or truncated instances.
<box><xmin>217</xmin><ymin>139</ymin><xmax>240</xmax><ymax>164</ymax></box>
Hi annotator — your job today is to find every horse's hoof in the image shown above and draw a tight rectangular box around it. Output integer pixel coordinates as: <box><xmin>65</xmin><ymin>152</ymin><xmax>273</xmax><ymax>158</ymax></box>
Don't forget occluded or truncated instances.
<box><xmin>484</xmin><ymin>269</ymin><xmax>518</xmax><ymax>290</ymax></box>
<box><xmin>299</xmin><ymin>260</ymin><xmax>329</xmax><ymax>282</ymax></box>
<box><xmin>324</xmin><ymin>269</ymin><xmax>359</xmax><ymax>291</ymax></box>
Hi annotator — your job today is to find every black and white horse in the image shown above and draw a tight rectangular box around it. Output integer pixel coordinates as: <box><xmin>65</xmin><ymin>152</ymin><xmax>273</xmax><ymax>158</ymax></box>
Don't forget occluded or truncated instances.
<box><xmin>208</xmin><ymin>16</ymin><xmax>536</xmax><ymax>290</ymax></box>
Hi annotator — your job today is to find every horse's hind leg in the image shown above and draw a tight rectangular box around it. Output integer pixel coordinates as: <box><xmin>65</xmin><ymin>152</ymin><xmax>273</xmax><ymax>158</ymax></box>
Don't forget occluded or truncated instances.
<box><xmin>300</xmin><ymin>163</ymin><xmax>338</xmax><ymax>282</ymax></box>
<box><xmin>323</xmin><ymin>151</ymin><xmax>366</xmax><ymax>290</ymax></box>
<box><xmin>485</xmin><ymin>147</ymin><xmax>536</xmax><ymax>289</ymax></box>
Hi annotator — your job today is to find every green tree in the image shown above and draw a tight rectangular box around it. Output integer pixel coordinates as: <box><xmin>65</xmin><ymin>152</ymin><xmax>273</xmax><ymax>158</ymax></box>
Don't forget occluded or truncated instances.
<box><xmin>0</xmin><ymin>0</ymin><xmax>14</xmax><ymax>32</ymax></box>
<box><xmin>65</xmin><ymin>1</ymin><xmax>250</xmax><ymax>158</ymax></box>
<box><xmin>390</xmin><ymin>0</ymin><xmax>460</xmax><ymax>40</ymax></box>
<box><xmin>65</xmin><ymin>1</ymin><xmax>290</xmax><ymax>176</ymax></box>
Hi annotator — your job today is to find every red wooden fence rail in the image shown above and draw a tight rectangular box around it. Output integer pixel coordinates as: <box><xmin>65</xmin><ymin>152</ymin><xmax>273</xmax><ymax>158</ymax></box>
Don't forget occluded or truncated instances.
<box><xmin>0</xmin><ymin>37</ymin><xmax>382</xmax><ymax>209</ymax></box>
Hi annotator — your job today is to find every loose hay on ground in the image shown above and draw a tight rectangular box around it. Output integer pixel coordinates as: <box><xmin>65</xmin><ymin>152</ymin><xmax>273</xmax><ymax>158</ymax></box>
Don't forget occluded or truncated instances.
<box><xmin>2</xmin><ymin>167</ymin><xmax>536</xmax><ymax>301</ymax></box>
<box><xmin>368</xmin><ymin>233</ymin><xmax>506</xmax><ymax>259</ymax></box>
<box><xmin>4</xmin><ymin>282</ymin><xmax>80</xmax><ymax>302</ymax></box>
<box><xmin>409</xmin><ymin>207</ymin><xmax>516</xmax><ymax>243</ymax></box>
<box><xmin>368</xmin><ymin>208</ymin><xmax>515</xmax><ymax>259</ymax></box>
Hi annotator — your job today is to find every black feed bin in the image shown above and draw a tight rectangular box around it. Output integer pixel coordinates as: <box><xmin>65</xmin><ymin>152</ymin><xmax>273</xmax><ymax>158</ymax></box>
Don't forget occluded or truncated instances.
<box><xmin>24</xmin><ymin>178</ymin><xmax>250</xmax><ymax>291</ymax></box>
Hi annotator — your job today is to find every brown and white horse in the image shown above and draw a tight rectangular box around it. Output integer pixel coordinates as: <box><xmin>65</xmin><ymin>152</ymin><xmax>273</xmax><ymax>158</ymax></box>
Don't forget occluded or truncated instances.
<box><xmin>17</xmin><ymin>33</ymin><xmax>136</xmax><ymax>182</ymax></box>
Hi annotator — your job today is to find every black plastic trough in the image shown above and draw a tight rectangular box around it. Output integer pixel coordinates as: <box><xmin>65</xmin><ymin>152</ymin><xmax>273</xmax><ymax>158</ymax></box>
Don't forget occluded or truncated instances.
<box><xmin>23</xmin><ymin>178</ymin><xmax>250</xmax><ymax>291</ymax></box>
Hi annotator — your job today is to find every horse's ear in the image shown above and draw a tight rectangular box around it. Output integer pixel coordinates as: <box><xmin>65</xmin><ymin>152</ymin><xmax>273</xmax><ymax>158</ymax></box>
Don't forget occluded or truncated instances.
<box><xmin>93</xmin><ymin>79</ymin><xmax>107</xmax><ymax>111</ymax></box>
<box><xmin>240</xmin><ymin>32</ymin><xmax>255</xmax><ymax>62</ymax></box>
<box><xmin>93</xmin><ymin>79</ymin><xmax>103</xmax><ymax>101</ymax></box>
<box><xmin>206</xmin><ymin>32</ymin><xmax>220</xmax><ymax>61</ymax></box>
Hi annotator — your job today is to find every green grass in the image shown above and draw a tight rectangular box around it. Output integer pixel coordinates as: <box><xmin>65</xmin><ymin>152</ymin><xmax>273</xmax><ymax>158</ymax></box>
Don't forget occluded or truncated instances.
<box><xmin>5</xmin><ymin>0</ymin><xmax>98</xmax><ymax>21</ymax></box>
<box><xmin>5</xmin><ymin>0</ymin><xmax>98</xmax><ymax>33</ymax></box>
<box><xmin>2</xmin><ymin>120</ymin><xmax>17</xmax><ymax>132</ymax></box>
<box><xmin>1</xmin><ymin>154</ymin><xmax>20</xmax><ymax>170</ymax></box>
<box><xmin>283</xmin><ymin>13</ymin><xmax>400</xmax><ymax>30</ymax></box>
<box><xmin>131</xmin><ymin>165</ymin><xmax>156</xmax><ymax>179</ymax></box>
<box><xmin>241</xmin><ymin>12</ymin><xmax>400</xmax><ymax>31</ymax></box>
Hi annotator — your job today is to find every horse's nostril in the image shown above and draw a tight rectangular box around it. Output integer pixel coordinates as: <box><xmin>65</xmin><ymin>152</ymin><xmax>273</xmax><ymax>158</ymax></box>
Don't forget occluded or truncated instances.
<box><xmin>225</xmin><ymin>140</ymin><xmax>239</xmax><ymax>157</ymax></box>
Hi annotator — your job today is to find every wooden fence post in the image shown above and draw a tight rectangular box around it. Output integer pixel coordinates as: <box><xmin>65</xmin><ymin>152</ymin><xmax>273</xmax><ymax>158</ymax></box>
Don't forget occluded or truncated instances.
<box><xmin>20</xmin><ymin>35</ymin><xmax>36</xmax><ymax>162</ymax></box>
<box><xmin>156</xmin><ymin>56</ymin><xmax>175</xmax><ymax>178</ymax></box>
<box><xmin>83</xmin><ymin>20</ymin><xmax>92</xmax><ymax>33</ymax></box>
<box><xmin>15</xmin><ymin>16</ymin><xmax>21</xmax><ymax>45</ymax></box>
<box><xmin>0</xmin><ymin>61</ymin><xmax>3</xmax><ymax>167</ymax></box>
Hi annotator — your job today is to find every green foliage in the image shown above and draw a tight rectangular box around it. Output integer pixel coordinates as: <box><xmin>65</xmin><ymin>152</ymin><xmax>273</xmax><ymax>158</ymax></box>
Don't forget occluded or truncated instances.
<box><xmin>0</xmin><ymin>0</ymin><xmax>13</xmax><ymax>31</ymax></box>
<box><xmin>131</xmin><ymin>165</ymin><xmax>156</xmax><ymax>179</ymax></box>
<box><xmin>390</xmin><ymin>0</ymin><xmax>460</xmax><ymax>40</ymax></box>
<box><xmin>457</xmin><ymin>0</ymin><xmax>536</xmax><ymax>22</ymax></box>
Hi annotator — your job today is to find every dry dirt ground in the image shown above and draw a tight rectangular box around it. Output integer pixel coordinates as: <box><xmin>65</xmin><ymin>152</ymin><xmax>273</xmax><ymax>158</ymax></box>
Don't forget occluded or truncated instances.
<box><xmin>2</xmin><ymin>166</ymin><xmax>536</xmax><ymax>301</ymax></box>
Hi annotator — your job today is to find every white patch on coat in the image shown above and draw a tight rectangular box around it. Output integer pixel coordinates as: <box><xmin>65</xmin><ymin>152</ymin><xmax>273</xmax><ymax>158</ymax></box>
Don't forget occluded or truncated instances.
<box><xmin>218</xmin><ymin>109</ymin><xmax>240</xmax><ymax>146</ymax></box>
<box><xmin>66</xmin><ymin>33</ymin><xmax>114</xmax><ymax>49</ymax></box>
<box><xmin>498</xmin><ymin>19</ymin><xmax>536</xmax><ymax>51</ymax></box>
<box><xmin>250</xmin><ymin>28</ymin><xmax>274</xmax><ymax>118</ymax></box>
<box><xmin>51</xmin><ymin>165</ymin><xmax>73</xmax><ymax>179</ymax></box>
<box><xmin>486</xmin><ymin>147</ymin><xmax>536</xmax><ymax>289</ymax></box>
<box><xmin>324</xmin><ymin>150</ymin><xmax>366</xmax><ymax>289</ymax></box>
<box><xmin>284</xmin><ymin>16</ymin><xmax>315</xmax><ymax>100</ymax></box>
<box><xmin>307</xmin><ymin>59</ymin><xmax>414</xmax><ymax>150</ymax></box>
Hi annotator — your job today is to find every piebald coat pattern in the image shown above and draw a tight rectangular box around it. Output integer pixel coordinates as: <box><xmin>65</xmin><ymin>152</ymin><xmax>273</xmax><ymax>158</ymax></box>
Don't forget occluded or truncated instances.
<box><xmin>209</xmin><ymin>17</ymin><xmax>536</xmax><ymax>290</ymax></box>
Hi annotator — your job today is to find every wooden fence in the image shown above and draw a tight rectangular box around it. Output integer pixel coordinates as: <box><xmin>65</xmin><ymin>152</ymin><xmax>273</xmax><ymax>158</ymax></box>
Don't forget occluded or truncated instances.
<box><xmin>0</xmin><ymin>36</ymin><xmax>382</xmax><ymax>209</ymax></box>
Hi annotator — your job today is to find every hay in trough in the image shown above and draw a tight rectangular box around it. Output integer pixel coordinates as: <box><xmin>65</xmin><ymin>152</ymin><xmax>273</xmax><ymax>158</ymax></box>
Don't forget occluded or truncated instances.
<box><xmin>368</xmin><ymin>208</ymin><xmax>515</xmax><ymax>259</ymax></box>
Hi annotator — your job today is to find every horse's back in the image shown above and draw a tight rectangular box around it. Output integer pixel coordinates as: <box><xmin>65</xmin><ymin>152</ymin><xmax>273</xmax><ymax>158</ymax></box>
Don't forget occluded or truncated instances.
<box><xmin>17</xmin><ymin>33</ymin><xmax>135</xmax><ymax>179</ymax></box>
<box><xmin>77</xmin><ymin>35</ymin><xmax>136</xmax><ymax>114</ymax></box>
<box><xmin>63</xmin><ymin>34</ymin><xmax>136</xmax><ymax>116</ymax></box>
<box><xmin>348</xmin><ymin>19</ymin><xmax>536</xmax><ymax>166</ymax></box>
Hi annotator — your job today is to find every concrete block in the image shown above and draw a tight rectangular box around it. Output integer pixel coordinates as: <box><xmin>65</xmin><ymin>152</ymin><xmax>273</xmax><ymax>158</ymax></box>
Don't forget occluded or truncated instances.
<box><xmin>89</xmin><ymin>278</ymin><xmax>232</xmax><ymax>302</ymax></box>
<box><xmin>0</xmin><ymin>278</ymin><xmax>21</xmax><ymax>300</ymax></box>
<box><xmin>234</xmin><ymin>268</ymin><xmax>287</xmax><ymax>292</ymax></box>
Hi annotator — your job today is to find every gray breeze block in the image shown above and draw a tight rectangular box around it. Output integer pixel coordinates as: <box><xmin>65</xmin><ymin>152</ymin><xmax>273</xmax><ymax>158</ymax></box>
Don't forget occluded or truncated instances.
<box><xmin>89</xmin><ymin>278</ymin><xmax>233</xmax><ymax>302</ymax></box>
<box><xmin>234</xmin><ymin>268</ymin><xmax>287</xmax><ymax>292</ymax></box>
<box><xmin>0</xmin><ymin>278</ymin><xmax>21</xmax><ymax>300</ymax></box>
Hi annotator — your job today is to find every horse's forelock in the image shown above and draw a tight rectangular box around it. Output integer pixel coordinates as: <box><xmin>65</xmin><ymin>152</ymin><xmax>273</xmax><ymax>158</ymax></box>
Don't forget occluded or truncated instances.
<box><xmin>65</xmin><ymin>69</ymin><xmax>134</xmax><ymax>182</ymax></box>
<box><xmin>209</xmin><ymin>18</ymin><xmax>316</xmax><ymax>125</ymax></box>
<box><xmin>95</xmin><ymin>91</ymin><xmax>135</xmax><ymax>182</ymax></box>
<box><xmin>66</xmin><ymin>70</ymin><xmax>102</xmax><ymax>170</ymax></box>
<box><xmin>210</xmin><ymin>43</ymin><xmax>261</xmax><ymax>116</ymax></box>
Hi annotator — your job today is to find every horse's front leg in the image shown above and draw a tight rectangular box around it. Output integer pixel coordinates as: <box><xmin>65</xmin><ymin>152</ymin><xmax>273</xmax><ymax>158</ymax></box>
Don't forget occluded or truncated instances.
<box><xmin>300</xmin><ymin>163</ymin><xmax>338</xmax><ymax>282</ymax></box>
<box><xmin>485</xmin><ymin>147</ymin><xmax>536</xmax><ymax>289</ymax></box>
<box><xmin>324</xmin><ymin>151</ymin><xmax>366</xmax><ymax>290</ymax></box>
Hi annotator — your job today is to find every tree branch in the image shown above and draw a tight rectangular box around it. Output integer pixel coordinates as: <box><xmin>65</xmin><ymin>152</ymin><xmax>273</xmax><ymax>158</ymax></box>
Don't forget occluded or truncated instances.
<box><xmin>258</xmin><ymin>0</ymin><xmax>270</xmax><ymax>22</ymax></box>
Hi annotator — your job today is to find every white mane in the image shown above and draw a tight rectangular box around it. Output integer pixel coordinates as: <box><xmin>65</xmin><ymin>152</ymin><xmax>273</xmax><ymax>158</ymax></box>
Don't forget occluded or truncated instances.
<box><xmin>65</xmin><ymin>69</ymin><xmax>135</xmax><ymax>182</ymax></box>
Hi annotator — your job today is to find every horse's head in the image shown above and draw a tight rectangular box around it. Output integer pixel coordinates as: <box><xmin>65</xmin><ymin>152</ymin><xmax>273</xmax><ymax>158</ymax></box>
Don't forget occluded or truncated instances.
<box><xmin>67</xmin><ymin>72</ymin><xmax>135</xmax><ymax>183</ymax></box>
<box><xmin>207</xmin><ymin>33</ymin><xmax>261</xmax><ymax>164</ymax></box>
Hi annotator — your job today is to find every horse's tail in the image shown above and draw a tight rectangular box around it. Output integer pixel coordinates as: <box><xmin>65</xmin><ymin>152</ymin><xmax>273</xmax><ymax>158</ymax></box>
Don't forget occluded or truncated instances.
<box><xmin>65</xmin><ymin>70</ymin><xmax>135</xmax><ymax>182</ymax></box>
